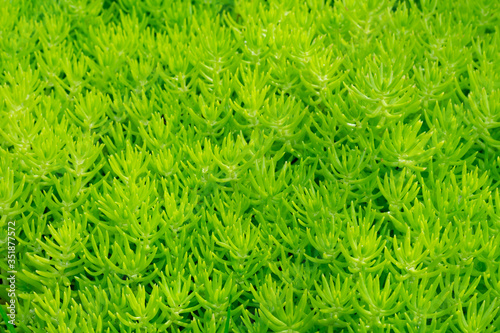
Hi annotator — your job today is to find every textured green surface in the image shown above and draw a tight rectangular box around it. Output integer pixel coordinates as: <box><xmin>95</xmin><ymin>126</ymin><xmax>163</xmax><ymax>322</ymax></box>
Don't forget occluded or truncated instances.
<box><xmin>0</xmin><ymin>0</ymin><xmax>499</xmax><ymax>332</ymax></box>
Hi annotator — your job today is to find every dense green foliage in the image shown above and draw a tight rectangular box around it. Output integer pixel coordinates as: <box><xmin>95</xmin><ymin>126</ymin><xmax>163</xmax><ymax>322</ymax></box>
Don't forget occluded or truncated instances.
<box><xmin>1</xmin><ymin>0</ymin><xmax>499</xmax><ymax>332</ymax></box>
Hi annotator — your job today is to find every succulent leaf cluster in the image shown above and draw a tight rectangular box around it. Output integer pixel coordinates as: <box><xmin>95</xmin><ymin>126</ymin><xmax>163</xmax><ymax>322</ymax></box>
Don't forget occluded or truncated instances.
<box><xmin>0</xmin><ymin>0</ymin><xmax>499</xmax><ymax>332</ymax></box>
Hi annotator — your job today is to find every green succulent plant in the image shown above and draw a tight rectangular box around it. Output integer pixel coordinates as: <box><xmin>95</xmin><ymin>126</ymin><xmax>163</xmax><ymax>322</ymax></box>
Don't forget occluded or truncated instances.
<box><xmin>0</xmin><ymin>0</ymin><xmax>499</xmax><ymax>332</ymax></box>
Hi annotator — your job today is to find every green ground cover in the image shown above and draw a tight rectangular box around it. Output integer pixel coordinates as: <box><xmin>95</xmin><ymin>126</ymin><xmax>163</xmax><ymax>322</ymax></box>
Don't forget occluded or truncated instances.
<box><xmin>0</xmin><ymin>0</ymin><xmax>499</xmax><ymax>332</ymax></box>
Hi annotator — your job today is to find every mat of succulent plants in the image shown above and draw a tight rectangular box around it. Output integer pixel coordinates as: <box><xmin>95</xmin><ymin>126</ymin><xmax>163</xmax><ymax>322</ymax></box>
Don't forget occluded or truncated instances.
<box><xmin>0</xmin><ymin>0</ymin><xmax>499</xmax><ymax>332</ymax></box>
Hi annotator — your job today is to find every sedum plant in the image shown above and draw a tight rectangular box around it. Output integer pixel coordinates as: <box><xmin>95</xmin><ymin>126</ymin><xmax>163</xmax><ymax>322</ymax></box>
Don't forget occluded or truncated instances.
<box><xmin>0</xmin><ymin>0</ymin><xmax>499</xmax><ymax>332</ymax></box>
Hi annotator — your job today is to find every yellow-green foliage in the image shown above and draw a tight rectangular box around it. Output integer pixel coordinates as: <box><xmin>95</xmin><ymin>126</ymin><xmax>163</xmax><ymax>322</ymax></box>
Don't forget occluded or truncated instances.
<box><xmin>0</xmin><ymin>0</ymin><xmax>499</xmax><ymax>332</ymax></box>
